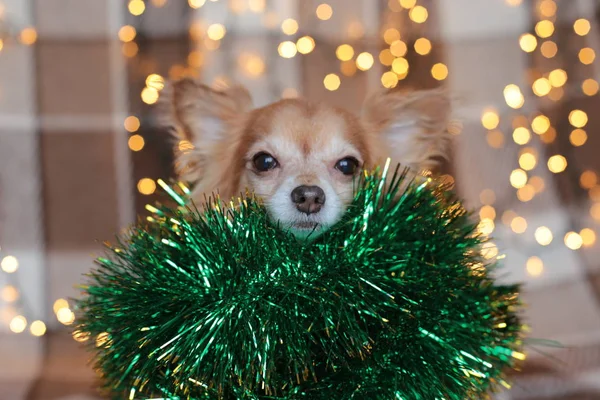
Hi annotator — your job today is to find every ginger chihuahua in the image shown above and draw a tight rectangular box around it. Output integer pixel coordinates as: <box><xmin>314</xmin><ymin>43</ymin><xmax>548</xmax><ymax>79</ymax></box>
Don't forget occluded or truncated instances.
<box><xmin>160</xmin><ymin>79</ymin><xmax>451</xmax><ymax>237</ymax></box>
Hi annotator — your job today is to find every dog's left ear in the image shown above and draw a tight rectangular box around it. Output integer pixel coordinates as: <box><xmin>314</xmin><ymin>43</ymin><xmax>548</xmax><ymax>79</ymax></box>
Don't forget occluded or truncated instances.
<box><xmin>361</xmin><ymin>88</ymin><xmax>452</xmax><ymax>171</ymax></box>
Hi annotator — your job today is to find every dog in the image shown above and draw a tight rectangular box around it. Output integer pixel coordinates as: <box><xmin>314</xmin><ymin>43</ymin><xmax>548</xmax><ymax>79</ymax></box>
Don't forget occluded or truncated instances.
<box><xmin>159</xmin><ymin>79</ymin><xmax>451</xmax><ymax>237</ymax></box>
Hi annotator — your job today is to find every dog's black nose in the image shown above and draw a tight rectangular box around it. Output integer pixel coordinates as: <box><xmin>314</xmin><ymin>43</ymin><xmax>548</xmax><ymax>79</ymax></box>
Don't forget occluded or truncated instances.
<box><xmin>291</xmin><ymin>185</ymin><xmax>326</xmax><ymax>215</ymax></box>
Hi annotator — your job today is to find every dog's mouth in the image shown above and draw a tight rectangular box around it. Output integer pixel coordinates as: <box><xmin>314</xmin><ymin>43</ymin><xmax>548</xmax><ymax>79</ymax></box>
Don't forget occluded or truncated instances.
<box><xmin>291</xmin><ymin>221</ymin><xmax>320</xmax><ymax>230</ymax></box>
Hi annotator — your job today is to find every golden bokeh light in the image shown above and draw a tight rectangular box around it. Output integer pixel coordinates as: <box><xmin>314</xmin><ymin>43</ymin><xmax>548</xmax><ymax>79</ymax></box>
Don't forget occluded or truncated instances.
<box><xmin>431</xmin><ymin>63</ymin><xmax>448</xmax><ymax>81</ymax></box>
<box><xmin>564</xmin><ymin>232</ymin><xmax>583</xmax><ymax>250</ymax></box>
<box><xmin>128</xmin><ymin>0</ymin><xmax>146</xmax><ymax>15</ymax></box>
<box><xmin>511</xmin><ymin>216</ymin><xmax>528</xmax><ymax>234</ymax></box>
<box><xmin>539</xmin><ymin>127</ymin><xmax>556</xmax><ymax>144</ymax></box>
<box><xmin>390</xmin><ymin>40</ymin><xmax>407</xmax><ymax>57</ymax></box>
<box><xmin>392</xmin><ymin>57</ymin><xmax>409</xmax><ymax>75</ymax></box>
<box><xmin>30</xmin><ymin>320</ymin><xmax>47</xmax><ymax>337</ymax></box>
<box><xmin>383</xmin><ymin>28</ymin><xmax>400</xmax><ymax>45</ymax></box>
<box><xmin>547</xmin><ymin>87</ymin><xmax>564</xmax><ymax>102</ymax></box>
<box><xmin>582</xmin><ymin>79</ymin><xmax>599</xmax><ymax>96</ymax></box>
<box><xmin>478</xmin><ymin>219</ymin><xmax>495</xmax><ymax>236</ymax></box>
<box><xmin>519</xmin><ymin>33</ymin><xmax>537</xmax><ymax>53</ymax></box>
<box><xmin>479</xmin><ymin>205</ymin><xmax>496</xmax><ymax>220</ymax></box>
<box><xmin>381</xmin><ymin>71</ymin><xmax>399</xmax><ymax>88</ymax></box>
<box><xmin>296</xmin><ymin>36</ymin><xmax>315</xmax><ymax>54</ymax></box>
<box><xmin>504</xmin><ymin>84</ymin><xmax>525</xmax><ymax>109</ymax></box>
<box><xmin>188</xmin><ymin>0</ymin><xmax>206</xmax><ymax>8</ymax></box>
<box><xmin>568</xmin><ymin>109</ymin><xmax>588</xmax><ymax>128</ymax></box>
<box><xmin>188</xmin><ymin>51</ymin><xmax>204</xmax><ymax>67</ymax></box>
<box><xmin>590</xmin><ymin>187</ymin><xmax>600</xmax><ymax>201</ymax></box>
<box><xmin>1</xmin><ymin>256</ymin><xmax>19</xmax><ymax>273</ymax></box>
<box><xmin>57</xmin><ymin>308</ymin><xmax>75</xmax><ymax>325</ymax></box>
<box><xmin>336</xmin><ymin>44</ymin><xmax>354</xmax><ymax>61</ymax></box>
<box><xmin>414</xmin><ymin>37</ymin><xmax>432</xmax><ymax>55</ymax></box>
<box><xmin>1</xmin><ymin>285</ymin><xmax>18</xmax><ymax>303</ymax></box>
<box><xmin>248</xmin><ymin>0</ymin><xmax>265</xmax><ymax>12</ymax></box>
<box><xmin>531</xmin><ymin>115</ymin><xmax>550</xmax><ymax>134</ymax></box>
<box><xmin>539</xmin><ymin>0</ymin><xmax>557</xmax><ymax>17</ymax></box>
<box><xmin>517</xmin><ymin>185</ymin><xmax>535</xmax><ymax>202</ymax></box>
<box><xmin>512</xmin><ymin>127</ymin><xmax>531</xmax><ymax>145</ymax></box>
<box><xmin>151</xmin><ymin>0</ymin><xmax>167</xmax><ymax>6</ymax></box>
<box><xmin>532</xmin><ymin>77</ymin><xmax>551</xmax><ymax>96</ymax></box>
<box><xmin>122</xmin><ymin>42</ymin><xmax>139</xmax><ymax>58</ymax></box>
<box><xmin>535</xmin><ymin>226</ymin><xmax>553</xmax><ymax>246</ymax></box>
<box><xmin>20</xmin><ymin>27</ymin><xmax>38</xmax><ymax>45</ymax></box>
<box><xmin>526</xmin><ymin>257</ymin><xmax>544</xmax><ymax>277</ymax></box>
<box><xmin>10</xmin><ymin>315</ymin><xmax>27</xmax><ymax>333</ymax></box>
<box><xmin>487</xmin><ymin>130</ymin><xmax>504</xmax><ymax>148</ymax></box>
<box><xmin>340</xmin><ymin>60</ymin><xmax>357</xmax><ymax>76</ymax></box>
<box><xmin>569</xmin><ymin>129</ymin><xmax>587</xmax><ymax>146</ymax></box>
<box><xmin>138</xmin><ymin>178</ymin><xmax>157</xmax><ymax>195</ymax></box>
<box><xmin>481</xmin><ymin>109</ymin><xmax>500</xmax><ymax>130</ymax></box>
<box><xmin>146</xmin><ymin>74</ymin><xmax>165</xmax><ymax>91</ymax></box>
<box><xmin>399</xmin><ymin>0</ymin><xmax>417</xmax><ymax>8</ymax></box>
<box><xmin>409</xmin><ymin>5</ymin><xmax>428</xmax><ymax>23</ymax></box>
<box><xmin>510</xmin><ymin>169</ymin><xmax>528</xmax><ymax>189</ymax></box>
<box><xmin>141</xmin><ymin>87</ymin><xmax>159</xmax><ymax>104</ymax></box>
<box><xmin>579</xmin><ymin>48</ymin><xmax>596</xmax><ymax>65</ymax></box>
<box><xmin>480</xmin><ymin>189</ymin><xmax>496</xmax><ymax>205</ymax></box>
<box><xmin>278</xmin><ymin>41</ymin><xmax>297</xmax><ymax>58</ymax></box>
<box><xmin>72</xmin><ymin>330</ymin><xmax>90</xmax><ymax>343</ymax></box>
<box><xmin>179</xmin><ymin>139</ymin><xmax>195</xmax><ymax>153</ymax></box>
<box><xmin>239</xmin><ymin>53</ymin><xmax>265</xmax><ymax>77</ymax></box>
<box><xmin>502</xmin><ymin>210</ymin><xmax>518</xmax><ymax>226</ymax></box>
<box><xmin>118</xmin><ymin>25</ymin><xmax>137</xmax><ymax>42</ymax></box>
<box><xmin>592</xmin><ymin>203</ymin><xmax>600</xmax><ymax>221</ymax></box>
<box><xmin>535</xmin><ymin>20</ymin><xmax>554</xmax><ymax>38</ymax></box>
<box><xmin>547</xmin><ymin>155</ymin><xmax>567</xmax><ymax>173</ymax></box>
<box><xmin>207</xmin><ymin>24</ymin><xmax>226</xmax><ymax>40</ymax></box>
<box><xmin>580</xmin><ymin>170</ymin><xmax>597</xmax><ymax>189</ymax></box>
<box><xmin>281</xmin><ymin>18</ymin><xmax>298</xmax><ymax>35</ymax></box>
<box><xmin>356</xmin><ymin>52</ymin><xmax>374</xmax><ymax>71</ymax></box>
<box><xmin>379</xmin><ymin>49</ymin><xmax>394</xmax><ymax>66</ymax></box>
<box><xmin>540</xmin><ymin>40</ymin><xmax>557</xmax><ymax>58</ymax></box>
<box><xmin>529</xmin><ymin>176</ymin><xmax>545</xmax><ymax>193</ymax></box>
<box><xmin>316</xmin><ymin>3</ymin><xmax>333</xmax><ymax>20</ymax></box>
<box><xmin>481</xmin><ymin>242</ymin><xmax>499</xmax><ymax>260</ymax></box>
<box><xmin>323</xmin><ymin>73</ymin><xmax>341</xmax><ymax>91</ymax></box>
<box><xmin>580</xmin><ymin>228</ymin><xmax>596</xmax><ymax>247</ymax></box>
<box><xmin>128</xmin><ymin>135</ymin><xmax>145</xmax><ymax>152</ymax></box>
<box><xmin>0</xmin><ymin>39</ymin><xmax>3</xmax><ymax>52</ymax></box>
<box><xmin>574</xmin><ymin>19</ymin><xmax>591</xmax><ymax>36</ymax></box>
<box><xmin>519</xmin><ymin>152</ymin><xmax>537</xmax><ymax>171</ymax></box>
<box><xmin>548</xmin><ymin>69</ymin><xmax>567</xmax><ymax>87</ymax></box>
<box><xmin>347</xmin><ymin>21</ymin><xmax>364</xmax><ymax>39</ymax></box>
<box><xmin>53</xmin><ymin>298</ymin><xmax>69</xmax><ymax>314</ymax></box>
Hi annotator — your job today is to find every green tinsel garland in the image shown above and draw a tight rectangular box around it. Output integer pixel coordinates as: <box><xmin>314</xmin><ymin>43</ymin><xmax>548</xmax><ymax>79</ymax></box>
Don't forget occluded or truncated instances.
<box><xmin>75</xmin><ymin>163</ymin><xmax>523</xmax><ymax>399</ymax></box>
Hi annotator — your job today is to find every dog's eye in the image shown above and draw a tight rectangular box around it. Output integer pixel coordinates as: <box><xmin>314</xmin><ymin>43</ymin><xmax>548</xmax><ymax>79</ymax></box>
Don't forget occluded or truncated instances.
<box><xmin>335</xmin><ymin>157</ymin><xmax>359</xmax><ymax>176</ymax></box>
<box><xmin>253</xmin><ymin>152</ymin><xmax>279</xmax><ymax>172</ymax></box>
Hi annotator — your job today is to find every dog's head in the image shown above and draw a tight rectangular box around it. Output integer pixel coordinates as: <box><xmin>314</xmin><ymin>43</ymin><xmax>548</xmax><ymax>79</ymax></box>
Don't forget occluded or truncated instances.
<box><xmin>160</xmin><ymin>80</ymin><xmax>451</xmax><ymax>237</ymax></box>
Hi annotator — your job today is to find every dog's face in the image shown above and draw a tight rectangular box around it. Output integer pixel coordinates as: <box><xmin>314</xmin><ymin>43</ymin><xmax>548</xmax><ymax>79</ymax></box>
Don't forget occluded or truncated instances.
<box><xmin>161</xmin><ymin>80</ymin><xmax>451</xmax><ymax>237</ymax></box>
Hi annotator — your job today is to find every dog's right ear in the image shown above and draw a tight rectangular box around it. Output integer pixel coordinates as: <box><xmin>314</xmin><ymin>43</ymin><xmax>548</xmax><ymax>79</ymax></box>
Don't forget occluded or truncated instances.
<box><xmin>158</xmin><ymin>78</ymin><xmax>253</xmax><ymax>153</ymax></box>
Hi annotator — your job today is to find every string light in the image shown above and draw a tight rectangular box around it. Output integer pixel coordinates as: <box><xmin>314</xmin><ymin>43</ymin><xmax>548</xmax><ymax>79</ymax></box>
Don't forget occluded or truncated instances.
<box><xmin>529</xmin><ymin>176</ymin><xmax>545</xmax><ymax>193</ymax></box>
<box><xmin>580</xmin><ymin>170</ymin><xmax>597</xmax><ymax>189</ymax></box>
<box><xmin>487</xmin><ymin>130</ymin><xmax>505</xmax><ymax>148</ymax></box>
<box><xmin>340</xmin><ymin>60</ymin><xmax>357</xmax><ymax>77</ymax></box>
<box><xmin>356</xmin><ymin>52</ymin><xmax>374</xmax><ymax>71</ymax></box>
<box><xmin>504</xmin><ymin>84</ymin><xmax>525</xmax><ymax>109</ymax></box>
<box><xmin>532</xmin><ymin>77</ymin><xmax>551</xmax><ymax>96</ymax></box>
<box><xmin>122</xmin><ymin>42</ymin><xmax>139</xmax><ymax>58</ymax></box>
<box><xmin>383</xmin><ymin>28</ymin><xmax>400</xmax><ymax>45</ymax></box>
<box><xmin>179</xmin><ymin>140</ymin><xmax>195</xmax><ymax>153</ymax></box>
<box><xmin>519</xmin><ymin>34</ymin><xmax>537</xmax><ymax>52</ymax></box>
<box><xmin>548</xmin><ymin>69</ymin><xmax>567</xmax><ymax>87</ymax></box>
<box><xmin>399</xmin><ymin>0</ymin><xmax>417</xmax><ymax>8</ymax></box>
<box><xmin>518</xmin><ymin>151</ymin><xmax>537</xmax><ymax>171</ymax></box>
<box><xmin>9</xmin><ymin>316</ymin><xmax>27</xmax><ymax>333</ymax></box>
<box><xmin>481</xmin><ymin>109</ymin><xmax>500</xmax><ymax>130</ymax></box>
<box><xmin>278</xmin><ymin>41</ymin><xmax>297</xmax><ymax>58</ymax></box>
<box><xmin>539</xmin><ymin>0</ymin><xmax>557</xmax><ymax>17</ymax></box>
<box><xmin>53</xmin><ymin>298</ymin><xmax>69</xmax><ymax>313</ymax></box>
<box><xmin>336</xmin><ymin>44</ymin><xmax>354</xmax><ymax>61</ymax></box>
<box><xmin>579</xmin><ymin>48</ymin><xmax>596</xmax><ymax>65</ymax></box>
<box><xmin>118</xmin><ymin>25</ymin><xmax>137</xmax><ymax>42</ymax></box>
<box><xmin>511</xmin><ymin>217</ymin><xmax>527</xmax><ymax>234</ymax></box>
<box><xmin>1</xmin><ymin>256</ymin><xmax>18</xmax><ymax>273</ymax></box>
<box><xmin>381</xmin><ymin>71</ymin><xmax>399</xmax><ymax>88</ymax></box>
<box><xmin>547</xmin><ymin>155</ymin><xmax>567</xmax><ymax>173</ymax></box>
<box><xmin>510</xmin><ymin>169</ymin><xmax>528</xmax><ymax>189</ymax></box>
<box><xmin>531</xmin><ymin>115</ymin><xmax>550</xmax><ymax>134</ymax></box>
<box><xmin>207</xmin><ymin>24</ymin><xmax>226</xmax><ymax>40</ymax></box>
<box><xmin>512</xmin><ymin>127</ymin><xmax>531</xmax><ymax>145</ymax></box>
<box><xmin>573</xmin><ymin>19</ymin><xmax>591</xmax><ymax>36</ymax></box>
<box><xmin>431</xmin><ymin>63</ymin><xmax>448</xmax><ymax>80</ymax></box>
<box><xmin>582</xmin><ymin>79</ymin><xmax>599</xmax><ymax>96</ymax></box>
<box><xmin>580</xmin><ymin>228</ymin><xmax>596</xmax><ymax>247</ymax></box>
<box><xmin>141</xmin><ymin>87</ymin><xmax>159</xmax><ymax>104</ymax></box>
<box><xmin>570</xmin><ymin>129</ymin><xmax>588</xmax><ymax>146</ymax></box>
<box><xmin>390</xmin><ymin>40</ymin><xmax>407</xmax><ymax>57</ymax></box>
<box><xmin>1</xmin><ymin>285</ymin><xmax>19</xmax><ymax>302</ymax></box>
<box><xmin>128</xmin><ymin>0</ymin><xmax>146</xmax><ymax>15</ymax></box>
<box><xmin>138</xmin><ymin>178</ymin><xmax>157</xmax><ymax>195</ymax></box>
<box><xmin>296</xmin><ymin>36</ymin><xmax>315</xmax><ymax>54</ymax></box>
<box><xmin>316</xmin><ymin>3</ymin><xmax>333</xmax><ymax>20</ymax></box>
<box><xmin>392</xmin><ymin>58</ymin><xmax>409</xmax><ymax>75</ymax></box>
<box><xmin>414</xmin><ymin>38</ymin><xmax>432</xmax><ymax>55</ymax></box>
<box><xmin>146</xmin><ymin>74</ymin><xmax>165</xmax><ymax>90</ymax></box>
<box><xmin>323</xmin><ymin>73</ymin><xmax>341</xmax><ymax>91</ymax></box>
<box><xmin>19</xmin><ymin>27</ymin><xmax>37</xmax><ymax>45</ymax></box>
<box><xmin>281</xmin><ymin>19</ymin><xmax>298</xmax><ymax>35</ymax></box>
<box><xmin>128</xmin><ymin>135</ymin><xmax>145</xmax><ymax>152</ymax></box>
<box><xmin>188</xmin><ymin>0</ymin><xmax>206</xmax><ymax>8</ymax></box>
<box><xmin>592</xmin><ymin>204</ymin><xmax>600</xmax><ymax>221</ymax></box>
<box><xmin>535</xmin><ymin>226</ymin><xmax>553</xmax><ymax>246</ymax></box>
<box><xmin>568</xmin><ymin>110</ymin><xmax>588</xmax><ymax>128</ymax></box>
<box><xmin>479</xmin><ymin>205</ymin><xmax>496</xmax><ymax>220</ymax></box>
<box><xmin>535</xmin><ymin>20</ymin><xmax>554</xmax><ymax>38</ymax></box>
<box><xmin>479</xmin><ymin>189</ymin><xmax>496</xmax><ymax>205</ymax></box>
<box><xmin>517</xmin><ymin>185</ymin><xmax>535</xmax><ymax>202</ymax></box>
<box><xmin>379</xmin><ymin>49</ymin><xmax>394</xmax><ymax>66</ymax></box>
<box><xmin>564</xmin><ymin>232</ymin><xmax>583</xmax><ymax>250</ymax></box>
<box><xmin>540</xmin><ymin>41</ymin><xmax>557</xmax><ymax>58</ymax></box>
<box><xmin>409</xmin><ymin>6</ymin><xmax>428</xmax><ymax>23</ymax></box>
<box><xmin>30</xmin><ymin>320</ymin><xmax>46</xmax><ymax>337</ymax></box>
<box><xmin>526</xmin><ymin>257</ymin><xmax>544</xmax><ymax>277</ymax></box>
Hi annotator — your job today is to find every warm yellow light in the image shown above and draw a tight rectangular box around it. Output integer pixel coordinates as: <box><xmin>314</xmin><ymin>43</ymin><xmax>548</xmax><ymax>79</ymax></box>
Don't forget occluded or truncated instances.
<box><xmin>582</xmin><ymin>79</ymin><xmax>599</xmax><ymax>96</ymax></box>
<box><xmin>248</xmin><ymin>0</ymin><xmax>265</xmax><ymax>12</ymax></box>
<box><xmin>531</xmin><ymin>115</ymin><xmax>550</xmax><ymax>134</ymax></box>
<box><xmin>569</xmin><ymin>129</ymin><xmax>587</xmax><ymax>146</ymax></box>
<box><xmin>347</xmin><ymin>21</ymin><xmax>364</xmax><ymax>39</ymax></box>
<box><xmin>188</xmin><ymin>0</ymin><xmax>206</xmax><ymax>8</ymax></box>
<box><xmin>535</xmin><ymin>20</ymin><xmax>554</xmax><ymax>38</ymax></box>
<box><xmin>1</xmin><ymin>285</ymin><xmax>18</xmax><ymax>303</ymax></box>
<box><xmin>207</xmin><ymin>24</ymin><xmax>226</xmax><ymax>40</ymax></box>
<box><xmin>53</xmin><ymin>298</ymin><xmax>69</xmax><ymax>314</ymax></box>
<box><xmin>141</xmin><ymin>87</ymin><xmax>159</xmax><ymax>105</ymax></box>
<box><xmin>540</xmin><ymin>41</ymin><xmax>557</xmax><ymax>58</ymax></box>
<box><xmin>57</xmin><ymin>308</ymin><xmax>75</xmax><ymax>325</ymax></box>
<box><xmin>323</xmin><ymin>73</ymin><xmax>341</xmax><ymax>91</ymax></box>
<box><xmin>336</xmin><ymin>44</ymin><xmax>354</xmax><ymax>61</ymax></box>
<box><xmin>1</xmin><ymin>256</ymin><xmax>19</xmax><ymax>273</ymax></box>
<box><xmin>296</xmin><ymin>36</ymin><xmax>315</xmax><ymax>54</ymax></box>
<box><xmin>383</xmin><ymin>28</ymin><xmax>400</xmax><ymax>45</ymax></box>
<box><xmin>548</xmin><ymin>69</ymin><xmax>567</xmax><ymax>87</ymax></box>
<box><xmin>381</xmin><ymin>71</ymin><xmax>399</xmax><ymax>88</ymax></box>
<box><xmin>478</xmin><ymin>218</ymin><xmax>495</xmax><ymax>236</ymax></box>
<box><xmin>519</xmin><ymin>152</ymin><xmax>537</xmax><ymax>171</ymax></box>
<box><xmin>431</xmin><ymin>63</ymin><xmax>448</xmax><ymax>81</ymax></box>
<box><xmin>505</xmin><ymin>0</ymin><xmax>523</xmax><ymax>6</ymax></box>
<box><xmin>278</xmin><ymin>41</ymin><xmax>297</xmax><ymax>58</ymax></box>
<box><xmin>547</xmin><ymin>155</ymin><xmax>567</xmax><ymax>173</ymax></box>
<box><xmin>519</xmin><ymin>33</ymin><xmax>537</xmax><ymax>53</ymax></box>
<box><xmin>540</xmin><ymin>127</ymin><xmax>556</xmax><ymax>144</ymax></box>
<box><xmin>592</xmin><ymin>203</ymin><xmax>600</xmax><ymax>221</ymax></box>
<box><xmin>179</xmin><ymin>139</ymin><xmax>195</xmax><ymax>153</ymax></box>
<box><xmin>409</xmin><ymin>5</ymin><xmax>428</xmax><ymax>23</ymax></box>
<box><xmin>529</xmin><ymin>176</ymin><xmax>545</xmax><ymax>193</ymax></box>
<box><xmin>316</xmin><ymin>3</ymin><xmax>333</xmax><ymax>20</ymax></box>
<box><xmin>486</xmin><ymin>130</ymin><xmax>504</xmax><ymax>149</ymax></box>
<box><xmin>591</xmin><ymin>187</ymin><xmax>600</xmax><ymax>202</ymax></box>
<box><xmin>517</xmin><ymin>185</ymin><xmax>535</xmax><ymax>202</ymax></box>
<box><xmin>481</xmin><ymin>109</ymin><xmax>499</xmax><ymax>130</ymax></box>
<box><xmin>239</xmin><ymin>53</ymin><xmax>265</xmax><ymax>77</ymax></box>
<box><xmin>526</xmin><ymin>257</ymin><xmax>544</xmax><ymax>277</ymax></box>
<box><xmin>20</xmin><ymin>27</ymin><xmax>37</xmax><ymax>45</ymax></box>
<box><xmin>569</xmin><ymin>109</ymin><xmax>588</xmax><ymax>128</ymax></box>
<box><xmin>387</xmin><ymin>40</ymin><xmax>406</xmax><ymax>58</ymax></box>
<box><xmin>414</xmin><ymin>37</ymin><xmax>432</xmax><ymax>55</ymax></box>
<box><xmin>10</xmin><ymin>316</ymin><xmax>27</xmax><ymax>333</ymax></box>
<box><xmin>580</xmin><ymin>228</ymin><xmax>596</xmax><ymax>247</ymax></box>
<box><xmin>340</xmin><ymin>60</ymin><xmax>357</xmax><ymax>77</ymax></box>
<box><xmin>502</xmin><ymin>210</ymin><xmax>518</xmax><ymax>226</ymax></box>
<box><xmin>399</xmin><ymin>0</ymin><xmax>417</xmax><ymax>8</ymax></box>
<box><xmin>30</xmin><ymin>320</ymin><xmax>46</xmax><ymax>337</ymax></box>
<box><xmin>481</xmin><ymin>242</ymin><xmax>499</xmax><ymax>260</ymax></box>
<box><xmin>122</xmin><ymin>42</ymin><xmax>139</xmax><ymax>58</ymax></box>
<box><xmin>480</xmin><ymin>189</ymin><xmax>496</xmax><ymax>205</ymax></box>
<box><xmin>511</xmin><ymin>217</ymin><xmax>527</xmax><ymax>234</ymax></box>
<box><xmin>539</xmin><ymin>0</ymin><xmax>557</xmax><ymax>17</ymax></box>
<box><xmin>96</xmin><ymin>332</ymin><xmax>111</xmax><ymax>348</ymax></box>
<box><xmin>128</xmin><ymin>0</ymin><xmax>146</xmax><ymax>15</ymax></box>
<box><xmin>282</xmin><ymin>88</ymin><xmax>298</xmax><ymax>99</ymax></box>
<box><xmin>510</xmin><ymin>169</ymin><xmax>528</xmax><ymax>189</ymax></box>
<box><xmin>128</xmin><ymin>135</ymin><xmax>145</xmax><ymax>152</ymax></box>
<box><xmin>504</xmin><ymin>84</ymin><xmax>524</xmax><ymax>109</ymax></box>
<box><xmin>151</xmin><ymin>0</ymin><xmax>167</xmax><ymax>6</ymax></box>
<box><xmin>146</xmin><ymin>74</ymin><xmax>165</xmax><ymax>91</ymax></box>
<box><xmin>118</xmin><ymin>25</ymin><xmax>137</xmax><ymax>42</ymax></box>
<box><xmin>356</xmin><ymin>52</ymin><xmax>374</xmax><ymax>71</ymax></box>
<box><xmin>574</xmin><ymin>19</ymin><xmax>591</xmax><ymax>36</ymax></box>
<box><xmin>378</xmin><ymin>49</ymin><xmax>394</xmax><ymax>66</ymax></box>
<box><xmin>532</xmin><ymin>78</ymin><xmax>551</xmax><ymax>96</ymax></box>
<box><xmin>392</xmin><ymin>57</ymin><xmax>409</xmax><ymax>75</ymax></box>
<box><xmin>512</xmin><ymin>127</ymin><xmax>531</xmax><ymax>145</ymax></box>
<box><xmin>580</xmin><ymin>170</ymin><xmax>597</xmax><ymax>189</ymax></box>
<box><xmin>564</xmin><ymin>232</ymin><xmax>583</xmax><ymax>250</ymax></box>
<box><xmin>73</xmin><ymin>330</ymin><xmax>90</xmax><ymax>343</ymax></box>
<box><xmin>579</xmin><ymin>48</ymin><xmax>596</xmax><ymax>65</ymax></box>
<box><xmin>535</xmin><ymin>226</ymin><xmax>553</xmax><ymax>245</ymax></box>
<box><xmin>188</xmin><ymin>51</ymin><xmax>204</xmax><ymax>68</ymax></box>
<box><xmin>0</xmin><ymin>39</ymin><xmax>3</xmax><ymax>52</ymax></box>
<box><xmin>138</xmin><ymin>178</ymin><xmax>157</xmax><ymax>195</ymax></box>
<box><xmin>281</xmin><ymin>18</ymin><xmax>298</xmax><ymax>35</ymax></box>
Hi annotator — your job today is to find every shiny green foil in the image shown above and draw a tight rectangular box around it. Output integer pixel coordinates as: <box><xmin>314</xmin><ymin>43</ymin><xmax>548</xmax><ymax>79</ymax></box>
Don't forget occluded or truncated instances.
<box><xmin>75</xmin><ymin>164</ymin><xmax>523</xmax><ymax>399</ymax></box>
